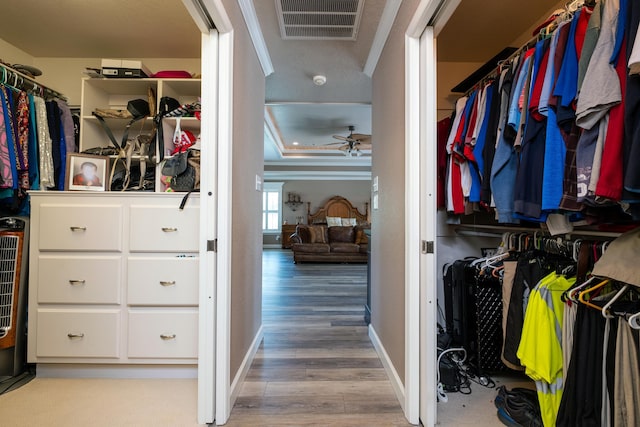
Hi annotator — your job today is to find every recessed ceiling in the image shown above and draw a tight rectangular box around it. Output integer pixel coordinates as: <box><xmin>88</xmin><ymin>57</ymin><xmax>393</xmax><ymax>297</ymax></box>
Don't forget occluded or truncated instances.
<box><xmin>265</xmin><ymin>103</ymin><xmax>371</xmax><ymax>159</ymax></box>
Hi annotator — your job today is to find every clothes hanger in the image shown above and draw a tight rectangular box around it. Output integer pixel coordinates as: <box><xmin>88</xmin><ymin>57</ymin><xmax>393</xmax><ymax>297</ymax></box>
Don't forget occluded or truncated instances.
<box><xmin>602</xmin><ymin>284</ymin><xmax>631</xmax><ymax>319</ymax></box>
<box><xmin>572</xmin><ymin>239</ymin><xmax>582</xmax><ymax>262</ymax></box>
<box><xmin>629</xmin><ymin>311</ymin><xmax>640</xmax><ymax>330</ymax></box>
<box><xmin>566</xmin><ymin>276</ymin><xmax>597</xmax><ymax>302</ymax></box>
<box><xmin>578</xmin><ymin>278</ymin><xmax>611</xmax><ymax>310</ymax></box>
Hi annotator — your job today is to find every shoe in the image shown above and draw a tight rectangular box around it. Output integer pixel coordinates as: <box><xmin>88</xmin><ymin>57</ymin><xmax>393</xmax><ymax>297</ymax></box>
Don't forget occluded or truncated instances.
<box><xmin>503</xmin><ymin>393</ymin><xmax>543</xmax><ymax>427</ymax></box>
<box><xmin>494</xmin><ymin>386</ymin><xmax>543</xmax><ymax>427</ymax></box>
<box><xmin>497</xmin><ymin>407</ymin><xmax>522</xmax><ymax>427</ymax></box>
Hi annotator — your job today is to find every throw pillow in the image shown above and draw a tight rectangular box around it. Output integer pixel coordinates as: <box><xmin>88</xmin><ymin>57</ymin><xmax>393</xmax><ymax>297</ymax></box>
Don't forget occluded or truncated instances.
<box><xmin>326</xmin><ymin>216</ymin><xmax>342</xmax><ymax>227</ymax></box>
<box><xmin>341</xmin><ymin>217</ymin><xmax>357</xmax><ymax>226</ymax></box>
<box><xmin>309</xmin><ymin>225</ymin><xmax>327</xmax><ymax>243</ymax></box>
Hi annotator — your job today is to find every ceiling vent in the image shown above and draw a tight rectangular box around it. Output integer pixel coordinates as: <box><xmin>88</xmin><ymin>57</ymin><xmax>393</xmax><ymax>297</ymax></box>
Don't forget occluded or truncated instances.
<box><xmin>276</xmin><ymin>0</ymin><xmax>364</xmax><ymax>40</ymax></box>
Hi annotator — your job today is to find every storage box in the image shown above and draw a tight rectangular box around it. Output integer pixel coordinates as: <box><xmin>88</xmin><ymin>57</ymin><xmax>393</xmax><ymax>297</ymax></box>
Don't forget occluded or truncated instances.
<box><xmin>101</xmin><ymin>59</ymin><xmax>151</xmax><ymax>79</ymax></box>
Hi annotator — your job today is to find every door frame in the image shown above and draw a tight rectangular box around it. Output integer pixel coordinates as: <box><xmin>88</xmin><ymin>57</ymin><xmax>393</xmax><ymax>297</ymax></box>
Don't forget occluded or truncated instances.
<box><xmin>181</xmin><ymin>0</ymin><xmax>234</xmax><ymax>424</ymax></box>
<box><xmin>405</xmin><ymin>1</ymin><xmax>460</xmax><ymax>425</ymax></box>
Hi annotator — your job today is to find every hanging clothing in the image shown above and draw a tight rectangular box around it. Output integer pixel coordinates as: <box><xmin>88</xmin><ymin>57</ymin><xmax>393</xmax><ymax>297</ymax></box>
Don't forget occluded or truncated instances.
<box><xmin>556</xmin><ymin>305</ymin><xmax>607</xmax><ymax>427</ymax></box>
<box><xmin>33</xmin><ymin>96</ymin><xmax>55</xmax><ymax>189</ymax></box>
<box><xmin>517</xmin><ymin>272</ymin><xmax>575</xmax><ymax>427</ymax></box>
<box><xmin>0</xmin><ymin>90</ymin><xmax>14</xmax><ymax>188</ymax></box>
<box><xmin>613</xmin><ymin>318</ymin><xmax>640</xmax><ymax>427</ymax></box>
<box><xmin>576</xmin><ymin>0</ymin><xmax>622</xmax><ymax>130</ymax></box>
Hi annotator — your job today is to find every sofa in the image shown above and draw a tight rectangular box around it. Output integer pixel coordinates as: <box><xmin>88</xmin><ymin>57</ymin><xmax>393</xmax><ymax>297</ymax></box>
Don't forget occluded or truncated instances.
<box><xmin>289</xmin><ymin>224</ymin><xmax>368</xmax><ymax>263</ymax></box>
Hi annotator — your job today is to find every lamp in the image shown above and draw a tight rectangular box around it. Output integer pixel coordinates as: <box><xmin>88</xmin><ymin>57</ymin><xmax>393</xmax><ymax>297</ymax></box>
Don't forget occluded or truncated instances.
<box><xmin>285</xmin><ymin>192</ymin><xmax>303</xmax><ymax>211</ymax></box>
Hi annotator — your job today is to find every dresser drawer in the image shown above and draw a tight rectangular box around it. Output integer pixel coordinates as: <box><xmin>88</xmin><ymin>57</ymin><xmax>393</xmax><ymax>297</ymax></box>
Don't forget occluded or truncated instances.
<box><xmin>128</xmin><ymin>257</ymin><xmax>198</xmax><ymax>306</ymax></box>
<box><xmin>38</xmin><ymin>204</ymin><xmax>123</xmax><ymax>251</ymax></box>
<box><xmin>36</xmin><ymin>309</ymin><xmax>120</xmax><ymax>358</ymax></box>
<box><xmin>128</xmin><ymin>310</ymin><xmax>198</xmax><ymax>359</ymax></box>
<box><xmin>129</xmin><ymin>206</ymin><xmax>199</xmax><ymax>252</ymax></box>
<box><xmin>37</xmin><ymin>256</ymin><xmax>121</xmax><ymax>304</ymax></box>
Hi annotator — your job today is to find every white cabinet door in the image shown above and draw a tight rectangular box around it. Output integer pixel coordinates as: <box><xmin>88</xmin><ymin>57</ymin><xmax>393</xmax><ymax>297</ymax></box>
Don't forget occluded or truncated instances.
<box><xmin>129</xmin><ymin>205</ymin><xmax>199</xmax><ymax>252</ymax></box>
<box><xmin>128</xmin><ymin>310</ymin><xmax>198</xmax><ymax>359</ymax></box>
<box><xmin>128</xmin><ymin>257</ymin><xmax>199</xmax><ymax>306</ymax></box>
<box><xmin>36</xmin><ymin>309</ymin><xmax>120</xmax><ymax>358</ymax></box>
<box><xmin>38</xmin><ymin>256</ymin><xmax>122</xmax><ymax>304</ymax></box>
<box><xmin>38</xmin><ymin>204</ymin><xmax>123</xmax><ymax>251</ymax></box>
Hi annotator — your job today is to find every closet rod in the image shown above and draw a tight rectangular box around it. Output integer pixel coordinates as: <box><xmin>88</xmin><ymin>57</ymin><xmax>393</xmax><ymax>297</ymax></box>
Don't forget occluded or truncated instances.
<box><xmin>452</xmin><ymin>224</ymin><xmax>622</xmax><ymax>238</ymax></box>
<box><xmin>0</xmin><ymin>62</ymin><xmax>67</xmax><ymax>101</ymax></box>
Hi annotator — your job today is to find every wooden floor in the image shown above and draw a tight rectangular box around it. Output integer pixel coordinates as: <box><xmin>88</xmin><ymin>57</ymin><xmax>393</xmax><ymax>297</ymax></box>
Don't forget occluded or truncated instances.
<box><xmin>222</xmin><ymin>249</ymin><xmax>413</xmax><ymax>426</ymax></box>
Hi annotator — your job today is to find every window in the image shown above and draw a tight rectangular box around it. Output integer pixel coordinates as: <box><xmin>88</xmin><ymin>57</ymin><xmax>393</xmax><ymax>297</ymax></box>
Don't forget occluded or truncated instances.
<box><xmin>263</xmin><ymin>182</ymin><xmax>284</xmax><ymax>232</ymax></box>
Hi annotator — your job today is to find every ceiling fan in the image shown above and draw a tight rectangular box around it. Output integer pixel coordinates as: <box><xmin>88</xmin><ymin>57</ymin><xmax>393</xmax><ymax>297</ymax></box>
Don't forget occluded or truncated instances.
<box><xmin>326</xmin><ymin>125</ymin><xmax>372</xmax><ymax>156</ymax></box>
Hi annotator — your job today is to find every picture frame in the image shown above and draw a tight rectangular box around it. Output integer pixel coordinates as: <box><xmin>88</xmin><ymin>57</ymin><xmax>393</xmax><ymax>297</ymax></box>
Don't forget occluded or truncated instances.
<box><xmin>65</xmin><ymin>153</ymin><xmax>109</xmax><ymax>192</ymax></box>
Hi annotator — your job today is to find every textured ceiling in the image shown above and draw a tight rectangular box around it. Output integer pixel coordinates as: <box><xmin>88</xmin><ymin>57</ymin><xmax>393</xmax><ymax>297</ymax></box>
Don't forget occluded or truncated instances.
<box><xmin>0</xmin><ymin>0</ymin><xmax>200</xmax><ymax>58</ymax></box>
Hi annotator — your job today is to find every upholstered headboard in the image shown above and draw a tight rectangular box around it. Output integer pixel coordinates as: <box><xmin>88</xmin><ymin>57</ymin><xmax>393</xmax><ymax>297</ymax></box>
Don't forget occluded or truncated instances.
<box><xmin>307</xmin><ymin>196</ymin><xmax>369</xmax><ymax>225</ymax></box>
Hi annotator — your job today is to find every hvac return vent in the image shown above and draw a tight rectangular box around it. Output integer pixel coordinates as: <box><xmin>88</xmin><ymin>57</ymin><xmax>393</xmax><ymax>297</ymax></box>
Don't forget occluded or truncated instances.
<box><xmin>276</xmin><ymin>0</ymin><xmax>364</xmax><ymax>40</ymax></box>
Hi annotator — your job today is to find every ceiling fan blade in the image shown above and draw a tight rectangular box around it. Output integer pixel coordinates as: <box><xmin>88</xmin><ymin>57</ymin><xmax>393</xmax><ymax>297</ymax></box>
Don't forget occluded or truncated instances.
<box><xmin>332</xmin><ymin>135</ymin><xmax>349</xmax><ymax>141</ymax></box>
<box><xmin>323</xmin><ymin>142</ymin><xmax>345</xmax><ymax>146</ymax></box>
<box><xmin>350</xmin><ymin>133</ymin><xmax>371</xmax><ymax>143</ymax></box>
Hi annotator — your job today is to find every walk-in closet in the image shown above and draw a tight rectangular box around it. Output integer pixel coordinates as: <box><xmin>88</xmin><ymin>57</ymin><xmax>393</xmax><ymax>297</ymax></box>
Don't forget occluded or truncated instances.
<box><xmin>435</xmin><ymin>1</ymin><xmax>640</xmax><ymax>426</ymax></box>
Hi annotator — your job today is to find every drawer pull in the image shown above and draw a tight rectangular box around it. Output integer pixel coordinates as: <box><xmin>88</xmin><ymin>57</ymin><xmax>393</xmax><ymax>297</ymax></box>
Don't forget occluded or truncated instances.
<box><xmin>69</xmin><ymin>279</ymin><xmax>86</xmax><ymax>286</ymax></box>
<box><xmin>160</xmin><ymin>334</ymin><xmax>176</xmax><ymax>340</ymax></box>
<box><xmin>162</xmin><ymin>227</ymin><xmax>178</xmax><ymax>232</ymax></box>
<box><xmin>70</xmin><ymin>226</ymin><xmax>87</xmax><ymax>232</ymax></box>
<box><xmin>160</xmin><ymin>281</ymin><xmax>176</xmax><ymax>287</ymax></box>
<box><xmin>67</xmin><ymin>333</ymin><xmax>85</xmax><ymax>339</ymax></box>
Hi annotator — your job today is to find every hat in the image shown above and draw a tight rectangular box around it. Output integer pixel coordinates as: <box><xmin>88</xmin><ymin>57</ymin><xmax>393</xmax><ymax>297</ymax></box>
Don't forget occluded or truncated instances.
<box><xmin>591</xmin><ymin>226</ymin><xmax>640</xmax><ymax>287</ymax></box>
<box><xmin>127</xmin><ymin>98</ymin><xmax>150</xmax><ymax>119</ymax></box>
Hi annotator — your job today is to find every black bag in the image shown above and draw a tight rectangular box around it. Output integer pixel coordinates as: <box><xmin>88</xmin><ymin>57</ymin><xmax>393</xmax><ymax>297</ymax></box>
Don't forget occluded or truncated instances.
<box><xmin>152</xmin><ymin>97</ymin><xmax>181</xmax><ymax>162</ymax></box>
<box><xmin>161</xmin><ymin>150</ymin><xmax>199</xmax><ymax>192</ymax></box>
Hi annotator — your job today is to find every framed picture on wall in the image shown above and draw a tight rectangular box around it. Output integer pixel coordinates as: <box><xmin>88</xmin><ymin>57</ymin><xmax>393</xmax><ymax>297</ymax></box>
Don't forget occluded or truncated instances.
<box><xmin>65</xmin><ymin>153</ymin><xmax>109</xmax><ymax>191</ymax></box>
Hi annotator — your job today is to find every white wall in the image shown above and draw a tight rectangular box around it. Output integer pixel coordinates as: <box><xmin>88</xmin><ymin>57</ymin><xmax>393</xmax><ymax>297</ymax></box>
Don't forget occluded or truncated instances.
<box><xmin>0</xmin><ymin>38</ymin><xmax>35</xmax><ymax>67</ymax></box>
<box><xmin>33</xmin><ymin>58</ymin><xmax>201</xmax><ymax>106</ymax></box>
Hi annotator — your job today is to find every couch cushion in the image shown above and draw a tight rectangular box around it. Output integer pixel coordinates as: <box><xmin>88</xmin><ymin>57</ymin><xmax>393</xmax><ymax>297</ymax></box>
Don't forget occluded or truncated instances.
<box><xmin>292</xmin><ymin>243</ymin><xmax>330</xmax><ymax>253</ymax></box>
<box><xmin>330</xmin><ymin>242</ymin><xmax>361</xmax><ymax>253</ymax></box>
<box><xmin>328</xmin><ymin>226</ymin><xmax>355</xmax><ymax>243</ymax></box>
<box><xmin>308</xmin><ymin>225</ymin><xmax>328</xmax><ymax>243</ymax></box>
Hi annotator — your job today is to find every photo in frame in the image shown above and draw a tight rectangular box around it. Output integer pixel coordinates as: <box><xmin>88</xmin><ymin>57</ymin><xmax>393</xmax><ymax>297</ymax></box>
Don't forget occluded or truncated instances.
<box><xmin>65</xmin><ymin>153</ymin><xmax>109</xmax><ymax>191</ymax></box>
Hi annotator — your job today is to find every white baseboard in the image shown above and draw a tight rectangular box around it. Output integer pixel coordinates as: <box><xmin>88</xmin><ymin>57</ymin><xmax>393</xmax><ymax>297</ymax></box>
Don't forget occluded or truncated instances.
<box><xmin>369</xmin><ymin>325</ymin><xmax>405</xmax><ymax>412</ymax></box>
<box><xmin>36</xmin><ymin>364</ymin><xmax>197</xmax><ymax>379</ymax></box>
<box><xmin>229</xmin><ymin>324</ymin><xmax>264</xmax><ymax>406</ymax></box>
<box><xmin>262</xmin><ymin>244</ymin><xmax>281</xmax><ymax>249</ymax></box>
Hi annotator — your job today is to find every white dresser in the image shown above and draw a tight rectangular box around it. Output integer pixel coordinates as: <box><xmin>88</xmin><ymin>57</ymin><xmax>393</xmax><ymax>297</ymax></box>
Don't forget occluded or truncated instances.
<box><xmin>27</xmin><ymin>192</ymin><xmax>199</xmax><ymax>368</ymax></box>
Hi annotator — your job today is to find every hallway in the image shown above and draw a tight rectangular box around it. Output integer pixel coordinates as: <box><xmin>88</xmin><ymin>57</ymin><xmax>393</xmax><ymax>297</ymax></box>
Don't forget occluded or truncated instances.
<box><xmin>223</xmin><ymin>249</ymin><xmax>412</xmax><ymax>426</ymax></box>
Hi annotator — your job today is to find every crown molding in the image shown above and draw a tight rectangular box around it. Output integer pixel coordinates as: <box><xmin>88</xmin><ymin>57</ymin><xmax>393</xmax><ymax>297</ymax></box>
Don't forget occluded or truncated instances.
<box><xmin>363</xmin><ymin>0</ymin><xmax>402</xmax><ymax>77</ymax></box>
<box><xmin>238</xmin><ymin>0</ymin><xmax>274</xmax><ymax>76</ymax></box>
<box><xmin>264</xmin><ymin>170</ymin><xmax>372</xmax><ymax>181</ymax></box>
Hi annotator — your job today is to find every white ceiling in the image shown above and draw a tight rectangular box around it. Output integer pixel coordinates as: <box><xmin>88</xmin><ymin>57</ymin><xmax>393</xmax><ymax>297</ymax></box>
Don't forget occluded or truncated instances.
<box><xmin>0</xmin><ymin>0</ymin><xmax>566</xmax><ymax>166</ymax></box>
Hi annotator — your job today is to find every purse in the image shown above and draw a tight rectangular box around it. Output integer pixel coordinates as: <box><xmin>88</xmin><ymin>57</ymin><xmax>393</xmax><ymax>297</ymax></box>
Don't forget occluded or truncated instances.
<box><xmin>161</xmin><ymin>149</ymin><xmax>200</xmax><ymax>192</ymax></box>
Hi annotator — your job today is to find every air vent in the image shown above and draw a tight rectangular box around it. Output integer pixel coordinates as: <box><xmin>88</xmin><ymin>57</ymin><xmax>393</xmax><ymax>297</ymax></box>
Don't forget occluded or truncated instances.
<box><xmin>276</xmin><ymin>0</ymin><xmax>364</xmax><ymax>40</ymax></box>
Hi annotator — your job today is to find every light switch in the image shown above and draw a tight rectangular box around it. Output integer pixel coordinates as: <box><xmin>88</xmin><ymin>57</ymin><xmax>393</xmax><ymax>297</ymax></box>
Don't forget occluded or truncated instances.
<box><xmin>256</xmin><ymin>175</ymin><xmax>262</xmax><ymax>191</ymax></box>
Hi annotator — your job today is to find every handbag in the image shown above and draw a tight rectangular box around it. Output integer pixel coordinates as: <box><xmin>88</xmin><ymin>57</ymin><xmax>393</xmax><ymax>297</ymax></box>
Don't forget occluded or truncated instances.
<box><xmin>161</xmin><ymin>149</ymin><xmax>200</xmax><ymax>192</ymax></box>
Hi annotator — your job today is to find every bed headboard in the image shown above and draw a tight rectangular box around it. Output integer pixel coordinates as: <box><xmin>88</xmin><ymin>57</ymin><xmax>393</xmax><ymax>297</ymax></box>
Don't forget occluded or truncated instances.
<box><xmin>307</xmin><ymin>196</ymin><xmax>369</xmax><ymax>225</ymax></box>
